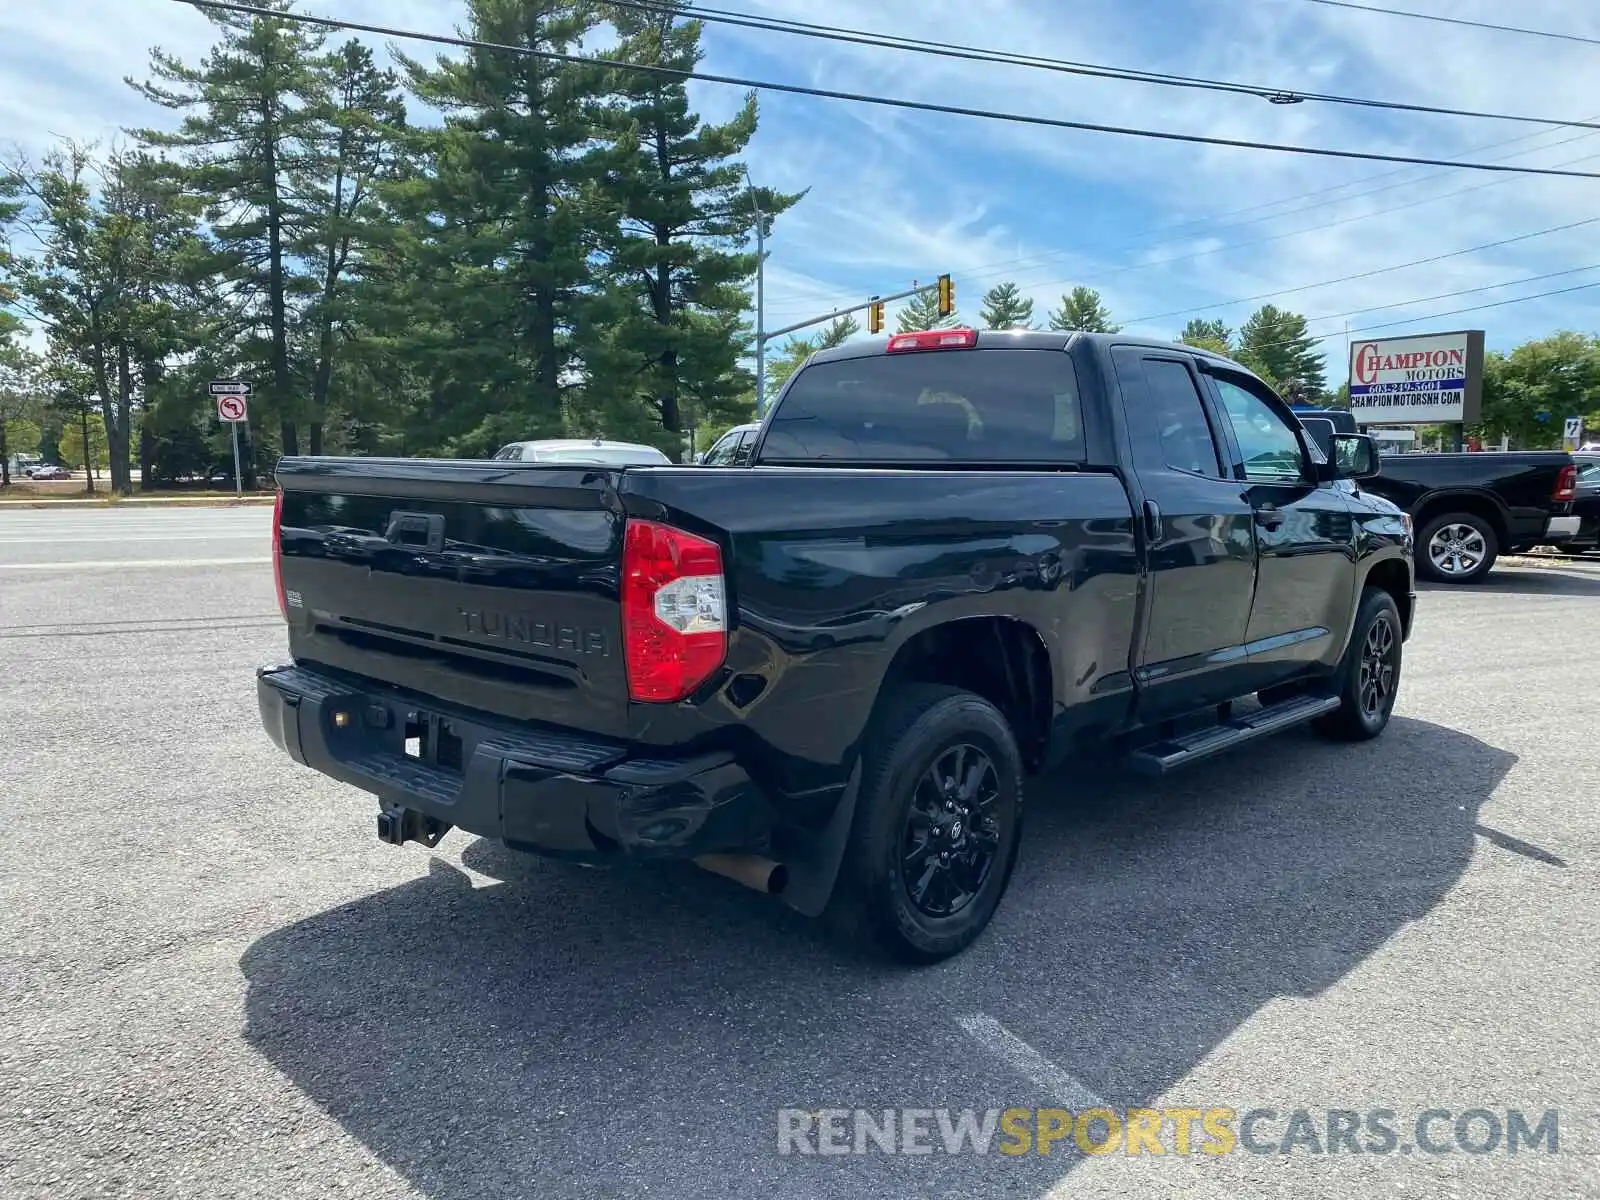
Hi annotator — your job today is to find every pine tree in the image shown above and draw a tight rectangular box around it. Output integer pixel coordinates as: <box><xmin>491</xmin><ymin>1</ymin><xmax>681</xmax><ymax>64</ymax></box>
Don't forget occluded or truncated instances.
<box><xmin>392</xmin><ymin>0</ymin><xmax>612</xmax><ymax>453</ymax></box>
<box><xmin>581</xmin><ymin>1</ymin><xmax>800</xmax><ymax>455</ymax></box>
<box><xmin>979</xmin><ymin>281</ymin><xmax>1034</xmax><ymax>330</ymax></box>
<box><xmin>0</xmin><ymin>170</ymin><xmax>22</xmax><ymax>319</ymax></box>
<box><xmin>1178</xmin><ymin>317</ymin><xmax>1232</xmax><ymax>357</ymax></box>
<box><xmin>293</xmin><ymin>40</ymin><xmax>407</xmax><ymax>455</ymax></box>
<box><xmin>896</xmin><ymin>288</ymin><xmax>956</xmax><ymax>332</ymax></box>
<box><xmin>1048</xmin><ymin>286</ymin><xmax>1120</xmax><ymax>333</ymax></box>
<box><xmin>130</xmin><ymin>0</ymin><xmax>327</xmax><ymax>458</ymax></box>
<box><xmin>1236</xmin><ymin>305</ymin><xmax>1326</xmax><ymax>396</ymax></box>
<box><xmin>763</xmin><ymin>315</ymin><xmax>856</xmax><ymax>405</ymax></box>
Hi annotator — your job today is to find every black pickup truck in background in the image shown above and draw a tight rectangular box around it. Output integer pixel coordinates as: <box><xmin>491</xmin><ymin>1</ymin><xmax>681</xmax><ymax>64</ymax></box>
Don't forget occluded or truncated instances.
<box><xmin>1569</xmin><ymin>451</ymin><xmax>1600</xmax><ymax>554</ymax></box>
<box><xmin>1292</xmin><ymin>407</ymin><xmax>1579</xmax><ymax>583</ymax></box>
<box><xmin>259</xmin><ymin>330</ymin><xmax>1415</xmax><ymax>963</ymax></box>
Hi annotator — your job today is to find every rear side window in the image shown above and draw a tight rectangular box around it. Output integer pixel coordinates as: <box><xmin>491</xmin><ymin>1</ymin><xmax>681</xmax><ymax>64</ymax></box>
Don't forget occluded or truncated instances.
<box><xmin>760</xmin><ymin>349</ymin><xmax>1084</xmax><ymax>464</ymax></box>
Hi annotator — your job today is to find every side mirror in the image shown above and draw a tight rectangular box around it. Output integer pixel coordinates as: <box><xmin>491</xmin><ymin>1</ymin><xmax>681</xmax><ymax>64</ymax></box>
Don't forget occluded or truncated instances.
<box><xmin>1331</xmin><ymin>433</ymin><xmax>1380</xmax><ymax>480</ymax></box>
<box><xmin>1299</xmin><ymin>416</ymin><xmax>1336</xmax><ymax>462</ymax></box>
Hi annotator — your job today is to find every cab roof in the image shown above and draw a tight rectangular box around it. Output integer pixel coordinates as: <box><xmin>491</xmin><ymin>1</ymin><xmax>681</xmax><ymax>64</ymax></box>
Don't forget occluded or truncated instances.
<box><xmin>804</xmin><ymin>328</ymin><xmax>1249</xmax><ymax>374</ymax></box>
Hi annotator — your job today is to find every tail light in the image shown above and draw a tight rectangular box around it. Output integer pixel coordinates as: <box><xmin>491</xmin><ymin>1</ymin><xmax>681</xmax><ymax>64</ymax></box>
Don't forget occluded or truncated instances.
<box><xmin>886</xmin><ymin>328</ymin><xmax>978</xmax><ymax>353</ymax></box>
<box><xmin>271</xmin><ymin>489</ymin><xmax>288</xmax><ymax>620</ymax></box>
<box><xmin>1553</xmin><ymin>464</ymin><xmax>1577</xmax><ymax>502</ymax></box>
<box><xmin>620</xmin><ymin>518</ymin><xmax>727</xmax><ymax>703</ymax></box>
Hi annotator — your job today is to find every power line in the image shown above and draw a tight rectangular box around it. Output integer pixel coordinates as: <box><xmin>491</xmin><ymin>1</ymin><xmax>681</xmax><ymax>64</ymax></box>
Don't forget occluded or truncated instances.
<box><xmin>1263</xmin><ymin>263</ymin><xmax>1600</xmax><ymax>338</ymax></box>
<box><xmin>173</xmin><ymin>1</ymin><xmax>1600</xmax><ymax>181</ymax></box>
<box><xmin>607</xmin><ymin>0</ymin><xmax>1600</xmax><ymax>133</ymax></box>
<box><xmin>1300</xmin><ymin>281</ymin><xmax>1600</xmax><ymax>348</ymax></box>
<box><xmin>1213</xmin><ymin>277</ymin><xmax>1600</xmax><ymax>362</ymax></box>
<box><xmin>1290</xmin><ymin>0</ymin><xmax>1600</xmax><ymax>47</ymax></box>
<box><xmin>1124</xmin><ymin>215</ymin><xmax>1600</xmax><ymax>323</ymax></box>
<box><xmin>956</xmin><ymin>118</ymin><xmax>1600</xmax><ymax>287</ymax></box>
<box><xmin>972</xmin><ymin>143</ymin><xmax>1600</xmax><ymax>295</ymax></box>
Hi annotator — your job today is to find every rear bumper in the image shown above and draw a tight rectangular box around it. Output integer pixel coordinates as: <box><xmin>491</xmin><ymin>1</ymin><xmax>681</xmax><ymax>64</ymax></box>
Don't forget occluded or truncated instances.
<box><xmin>257</xmin><ymin>663</ymin><xmax>776</xmax><ymax>861</ymax></box>
<box><xmin>1543</xmin><ymin>515</ymin><xmax>1581</xmax><ymax>541</ymax></box>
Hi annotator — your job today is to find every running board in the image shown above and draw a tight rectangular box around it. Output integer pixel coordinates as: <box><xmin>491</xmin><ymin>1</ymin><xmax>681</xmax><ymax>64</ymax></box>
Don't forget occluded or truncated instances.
<box><xmin>1128</xmin><ymin>693</ymin><xmax>1341</xmax><ymax>777</ymax></box>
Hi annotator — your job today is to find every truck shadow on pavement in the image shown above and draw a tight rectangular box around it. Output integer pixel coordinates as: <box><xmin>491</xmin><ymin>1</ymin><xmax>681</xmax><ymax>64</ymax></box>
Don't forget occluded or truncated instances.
<box><xmin>1424</xmin><ymin>564</ymin><xmax>1600</xmax><ymax>596</ymax></box>
<box><xmin>240</xmin><ymin>716</ymin><xmax>1514</xmax><ymax>1200</ymax></box>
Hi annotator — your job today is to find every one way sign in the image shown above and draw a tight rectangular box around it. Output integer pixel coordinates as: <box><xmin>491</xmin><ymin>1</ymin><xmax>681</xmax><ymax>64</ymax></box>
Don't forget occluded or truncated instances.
<box><xmin>209</xmin><ymin>380</ymin><xmax>252</xmax><ymax>395</ymax></box>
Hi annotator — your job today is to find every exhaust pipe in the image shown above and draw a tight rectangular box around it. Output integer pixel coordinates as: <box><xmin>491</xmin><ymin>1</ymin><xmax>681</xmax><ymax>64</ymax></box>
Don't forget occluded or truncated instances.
<box><xmin>694</xmin><ymin>853</ymin><xmax>789</xmax><ymax>895</ymax></box>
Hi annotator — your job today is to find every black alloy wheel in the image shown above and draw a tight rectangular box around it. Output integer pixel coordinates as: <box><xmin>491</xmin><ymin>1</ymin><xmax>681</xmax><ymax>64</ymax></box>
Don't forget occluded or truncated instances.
<box><xmin>900</xmin><ymin>743</ymin><xmax>1003</xmax><ymax>918</ymax></box>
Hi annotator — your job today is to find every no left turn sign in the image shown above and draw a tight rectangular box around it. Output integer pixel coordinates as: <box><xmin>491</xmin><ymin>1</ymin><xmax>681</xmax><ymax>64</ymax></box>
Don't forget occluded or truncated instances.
<box><xmin>217</xmin><ymin>393</ymin><xmax>248</xmax><ymax>422</ymax></box>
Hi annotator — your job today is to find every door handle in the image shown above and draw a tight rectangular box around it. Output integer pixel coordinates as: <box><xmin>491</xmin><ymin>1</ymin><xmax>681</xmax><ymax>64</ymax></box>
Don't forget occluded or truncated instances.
<box><xmin>1142</xmin><ymin>499</ymin><xmax>1162</xmax><ymax>543</ymax></box>
<box><xmin>1254</xmin><ymin>505</ymin><xmax>1285</xmax><ymax>531</ymax></box>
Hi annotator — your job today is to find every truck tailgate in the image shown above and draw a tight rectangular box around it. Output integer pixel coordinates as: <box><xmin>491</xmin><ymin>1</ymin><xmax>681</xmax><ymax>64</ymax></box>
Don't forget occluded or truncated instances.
<box><xmin>275</xmin><ymin>458</ymin><xmax>631</xmax><ymax>740</ymax></box>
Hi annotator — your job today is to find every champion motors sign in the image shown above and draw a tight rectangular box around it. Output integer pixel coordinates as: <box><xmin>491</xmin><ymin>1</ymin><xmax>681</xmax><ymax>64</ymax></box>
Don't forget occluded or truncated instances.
<box><xmin>1347</xmin><ymin>330</ymin><xmax>1485</xmax><ymax>426</ymax></box>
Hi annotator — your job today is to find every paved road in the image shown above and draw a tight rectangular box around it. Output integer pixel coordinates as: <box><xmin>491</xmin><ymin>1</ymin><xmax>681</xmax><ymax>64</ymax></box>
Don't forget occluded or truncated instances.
<box><xmin>0</xmin><ymin>506</ymin><xmax>271</xmax><ymax>569</ymax></box>
<box><xmin>3</xmin><ymin>549</ymin><xmax>1599</xmax><ymax>1199</ymax></box>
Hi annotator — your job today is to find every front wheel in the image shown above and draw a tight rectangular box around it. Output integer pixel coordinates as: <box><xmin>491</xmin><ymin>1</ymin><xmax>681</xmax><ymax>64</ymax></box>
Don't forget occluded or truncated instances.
<box><xmin>1417</xmin><ymin>511</ymin><xmax>1497</xmax><ymax>583</ymax></box>
<box><xmin>829</xmin><ymin>685</ymin><xmax>1025</xmax><ymax>964</ymax></box>
<box><xmin>1315</xmin><ymin>588</ymin><xmax>1403</xmax><ymax>742</ymax></box>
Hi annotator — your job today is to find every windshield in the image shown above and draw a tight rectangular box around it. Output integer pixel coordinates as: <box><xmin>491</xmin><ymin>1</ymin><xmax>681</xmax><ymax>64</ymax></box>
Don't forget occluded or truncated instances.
<box><xmin>760</xmin><ymin>349</ymin><xmax>1084</xmax><ymax>464</ymax></box>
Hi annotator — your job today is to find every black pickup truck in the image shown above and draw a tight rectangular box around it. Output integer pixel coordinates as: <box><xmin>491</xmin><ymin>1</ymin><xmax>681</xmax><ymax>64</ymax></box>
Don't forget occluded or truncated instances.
<box><xmin>1291</xmin><ymin>408</ymin><xmax>1579</xmax><ymax>583</ymax></box>
<box><xmin>259</xmin><ymin>330</ymin><xmax>1415</xmax><ymax>962</ymax></box>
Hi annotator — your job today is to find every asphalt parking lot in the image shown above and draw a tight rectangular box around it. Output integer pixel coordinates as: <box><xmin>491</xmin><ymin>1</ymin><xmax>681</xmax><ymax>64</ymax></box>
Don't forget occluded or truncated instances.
<box><xmin>3</xmin><ymin>505</ymin><xmax>1599</xmax><ymax>1199</ymax></box>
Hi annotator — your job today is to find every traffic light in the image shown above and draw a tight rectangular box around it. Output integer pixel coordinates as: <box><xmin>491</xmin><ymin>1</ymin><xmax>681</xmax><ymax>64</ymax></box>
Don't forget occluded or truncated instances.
<box><xmin>867</xmin><ymin>297</ymin><xmax>884</xmax><ymax>334</ymax></box>
<box><xmin>936</xmin><ymin>274</ymin><xmax>955</xmax><ymax>316</ymax></box>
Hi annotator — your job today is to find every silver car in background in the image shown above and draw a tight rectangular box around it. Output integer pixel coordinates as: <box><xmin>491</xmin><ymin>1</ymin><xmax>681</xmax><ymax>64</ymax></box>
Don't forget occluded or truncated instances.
<box><xmin>491</xmin><ymin>438</ymin><xmax>673</xmax><ymax>466</ymax></box>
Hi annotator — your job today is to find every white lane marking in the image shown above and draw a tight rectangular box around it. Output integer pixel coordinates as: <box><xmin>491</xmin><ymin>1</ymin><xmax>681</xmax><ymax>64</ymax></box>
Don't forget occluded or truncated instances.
<box><xmin>0</xmin><ymin>535</ymin><xmax>263</xmax><ymax>544</ymax></box>
<box><xmin>0</xmin><ymin>557</ymin><xmax>271</xmax><ymax>570</ymax></box>
<box><xmin>958</xmin><ymin>1014</ymin><xmax>1106</xmax><ymax>1111</ymax></box>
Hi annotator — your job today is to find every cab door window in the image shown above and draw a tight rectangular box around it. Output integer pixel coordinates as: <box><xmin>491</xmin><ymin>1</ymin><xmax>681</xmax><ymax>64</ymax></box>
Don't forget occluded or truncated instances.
<box><xmin>702</xmin><ymin>432</ymin><xmax>740</xmax><ymax>465</ymax></box>
<box><xmin>1211</xmin><ymin>376</ymin><xmax>1310</xmax><ymax>484</ymax></box>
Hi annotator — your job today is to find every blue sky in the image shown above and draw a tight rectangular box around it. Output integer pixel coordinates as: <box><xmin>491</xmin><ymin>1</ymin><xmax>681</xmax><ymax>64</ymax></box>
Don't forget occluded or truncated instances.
<box><xmin>4</xmin><ymin>0</ymin><xmax>1600</xmax><ymax>386</ymax></box>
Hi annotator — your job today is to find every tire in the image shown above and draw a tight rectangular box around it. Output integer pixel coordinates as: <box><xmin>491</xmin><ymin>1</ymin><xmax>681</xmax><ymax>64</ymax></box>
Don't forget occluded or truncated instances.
<box><xmin>1416</xmin><ymin>510</ymin><xmax>1498</xmax><ymax>583</ymax></box>
<box><xmin>1314</xmin><ymin>587</ymin><xmax>1403</xmax><ymax>742</ymax></box>
<box><xmin>828</xmin><ymin>684</ymin><xmax>1025</xmax><ymax>964</ymax></box>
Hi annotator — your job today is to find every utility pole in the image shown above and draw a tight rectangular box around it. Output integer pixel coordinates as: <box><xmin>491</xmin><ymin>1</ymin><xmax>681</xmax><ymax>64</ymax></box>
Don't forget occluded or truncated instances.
<box><xmin>744</xmin><ymin>166</ymin><xmax>766</xmax><ymax>411</ymax></box>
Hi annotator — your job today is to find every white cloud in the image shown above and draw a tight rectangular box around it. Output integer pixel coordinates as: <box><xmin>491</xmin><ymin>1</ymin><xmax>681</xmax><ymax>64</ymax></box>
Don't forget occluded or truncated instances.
<box><xmin>721</xmin><ymin>0</ymin><xmax>1600</xmax><ymax>368</ymax></box>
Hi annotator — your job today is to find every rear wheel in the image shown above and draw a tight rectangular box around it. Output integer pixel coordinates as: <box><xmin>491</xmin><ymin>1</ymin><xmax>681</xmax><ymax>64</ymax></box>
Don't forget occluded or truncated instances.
<box><xmin>829</xmin><ymin>685</ymin><xmax>1024</xmax><ymax>964</ymax></box>
<box><xmin>1417</xmin><ymin>511</ymin><xmax>1497</xmax><ymax>583</ymax></box>
<box><xmin>1314</xmin><ymin>588</ymin><xmax>1403</xmax><ymax>742</ymax></box>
